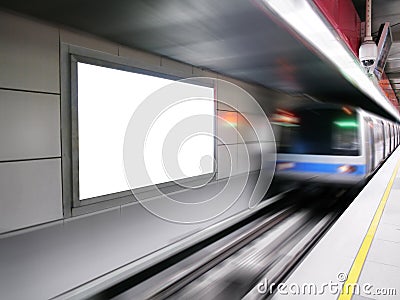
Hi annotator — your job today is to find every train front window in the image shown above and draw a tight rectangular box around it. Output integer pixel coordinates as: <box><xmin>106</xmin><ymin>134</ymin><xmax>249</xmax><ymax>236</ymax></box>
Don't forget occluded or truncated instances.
<box><xmin>332</xmin><ymin>120</ymin><xmax>359</xmax><ymax>154</ymax></box>
<box><xmin>277</xmin><ymin>108</ymin><xmax>359</xmax><ymax>156</ymax></box>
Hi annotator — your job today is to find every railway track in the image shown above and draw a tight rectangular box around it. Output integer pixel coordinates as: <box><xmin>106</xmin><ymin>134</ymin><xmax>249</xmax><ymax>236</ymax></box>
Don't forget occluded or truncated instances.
<box><xmin>94</xmin><ymin>186</ymin><xmax>358</xmax><ymax>300</ymax></box>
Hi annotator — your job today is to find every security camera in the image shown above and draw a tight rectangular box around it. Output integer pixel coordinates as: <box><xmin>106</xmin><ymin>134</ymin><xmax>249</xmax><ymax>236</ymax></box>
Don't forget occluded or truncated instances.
<box><xmin>359</xmin><ymin>40</ymin><xmax>378</xmax><ymax>68</ymax></box>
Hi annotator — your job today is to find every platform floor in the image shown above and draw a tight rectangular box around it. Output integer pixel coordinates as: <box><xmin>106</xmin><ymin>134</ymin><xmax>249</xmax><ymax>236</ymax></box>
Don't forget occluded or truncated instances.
<box><xmin>272</xmin><ymin>147</ymin><xmax>400</xmax><ymax>300</ymax></box>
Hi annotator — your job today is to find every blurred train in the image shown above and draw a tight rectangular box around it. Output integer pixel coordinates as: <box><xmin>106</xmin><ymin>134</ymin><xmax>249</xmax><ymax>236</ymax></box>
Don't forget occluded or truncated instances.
<box><xmin>273</xmin><ymin>104</ymin><xmax>400</xmax><ymax>186</ymax></box>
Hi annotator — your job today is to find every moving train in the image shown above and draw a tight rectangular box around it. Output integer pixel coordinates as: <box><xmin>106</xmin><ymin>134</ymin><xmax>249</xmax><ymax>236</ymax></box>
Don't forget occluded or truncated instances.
<box><xmin>273</xmin><ymin>104</ymin><xmax>400</xmax><ymax>186</ymax></box>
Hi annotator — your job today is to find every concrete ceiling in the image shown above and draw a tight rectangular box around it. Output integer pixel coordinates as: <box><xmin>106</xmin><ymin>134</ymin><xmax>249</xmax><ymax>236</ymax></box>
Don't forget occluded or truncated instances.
<box><xmin>0</xmin><ymin>0</ymin><xmax>397</xmax><ymax>120</ymax></box>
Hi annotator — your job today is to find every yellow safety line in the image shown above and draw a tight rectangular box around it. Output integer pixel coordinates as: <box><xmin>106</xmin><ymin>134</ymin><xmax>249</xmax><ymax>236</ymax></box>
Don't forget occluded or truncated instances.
<box><xmin>338</xmin><ymin>158</ymin><xmax>400</xmax><ymax>300</ymax></box>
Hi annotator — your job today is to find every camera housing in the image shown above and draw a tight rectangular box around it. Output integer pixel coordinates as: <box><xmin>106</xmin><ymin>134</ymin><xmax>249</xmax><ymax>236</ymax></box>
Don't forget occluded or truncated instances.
<box><xmin>359</xmin><ymin>40</ymin><xmax>378</xmax><ymax>68</ymax></box>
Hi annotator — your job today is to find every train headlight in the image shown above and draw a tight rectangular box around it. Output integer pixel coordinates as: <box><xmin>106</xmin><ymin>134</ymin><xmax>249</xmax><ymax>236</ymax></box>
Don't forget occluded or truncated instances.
<box><xmin>337</xmin><ymin>165</ymin><xmax>357</xmax><ymax>173</ymax></box>
<box><xmin>277</xmin><ymin>162</ymin><xmax>295</xmax><ymax>171</ymax></box>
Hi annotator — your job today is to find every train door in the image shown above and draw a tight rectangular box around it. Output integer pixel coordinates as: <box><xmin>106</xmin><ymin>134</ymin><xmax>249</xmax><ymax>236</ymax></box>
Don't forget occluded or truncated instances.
<box><xmin>365</xmin><ymin>118</ymin><xmax>375</xmax><ymax>172</ymax></box>
<box><xmin>390</xmin><ymin>125</ymin><xmax>393</xmax><ymax>152</ymax></box>
<box><xmin>381</xmin><ymin>121</ymin><xmax>386</xmax><ymax>158</ymax></box>
<box><xmin>391</xmin><ymin>125</ymin><xmax>393</xmax><ymax>152</ymax></box>
<box><xmin>398</xmin><ymin>126</ymin><xmax>399</xmax><ymax>146</ymax></box>
<box><xmin>397</xmin><ymin>126</ymin><xmax>399</xmax><ymax>147</ymax></box>
<box><xmin>392</xmin><ymin>125</ymin><xmax>395</xmax><ymax>150</ymax></box>
<box><xmin>385</xmin><ymin>123</ymin><xmax>389</xmax><ymax>157</ymax></box>
<box><xmin>377</xmin><ymin>122</ymin><xmax>383</xmax><ymax>162</ymax></box>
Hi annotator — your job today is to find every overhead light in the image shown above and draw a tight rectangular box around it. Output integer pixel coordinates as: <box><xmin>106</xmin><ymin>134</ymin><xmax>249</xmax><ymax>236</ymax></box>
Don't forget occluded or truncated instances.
<box><xmin>271</xmin><ymin>122</ymin><xmax>300</xmax><ymax>127</ymax></box>
<box><xmin>342</xmin><ymin>106</ymin><xmax>353</xmax><ymax>115</ymax></box>
<box><xmin>260</xmin><ymin>0</ymin><xmax>399</xmax><ymax>121</ymax></box>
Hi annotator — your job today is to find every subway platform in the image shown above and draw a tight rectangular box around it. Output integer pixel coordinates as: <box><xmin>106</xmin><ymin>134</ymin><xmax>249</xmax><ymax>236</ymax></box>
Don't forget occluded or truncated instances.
<box><xmin>272</xmin><ymin>147</ymin><xmax>400</xmax><ymax>299</ymax></box>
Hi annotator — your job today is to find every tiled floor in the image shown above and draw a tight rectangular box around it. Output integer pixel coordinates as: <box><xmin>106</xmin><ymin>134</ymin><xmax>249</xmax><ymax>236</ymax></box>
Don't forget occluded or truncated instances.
<box><xmin>357</xmin><ymin>174</ymin><xmax>400</xmax><ymax>299</ymax></box>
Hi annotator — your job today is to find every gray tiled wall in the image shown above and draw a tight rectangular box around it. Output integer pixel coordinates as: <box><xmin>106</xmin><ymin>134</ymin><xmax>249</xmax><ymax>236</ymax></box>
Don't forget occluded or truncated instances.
<box><xmin>0</xmin><ymin>11</ymin><xmax>59</xmax><ymax>93</ymax></box>
<box><xmin>0</xmin><ymin>159</ymin><xmax>62</xmax><ymax>233</ymax></box>
<box><xmin>0</xmin><ymin>11</ymin><xmax>63</xmax><ymax>233</ymax></box>
<box><xmin>0</xmin><ymin>90</ymin><xmax>60</xmax><ymax>161</ymax></box>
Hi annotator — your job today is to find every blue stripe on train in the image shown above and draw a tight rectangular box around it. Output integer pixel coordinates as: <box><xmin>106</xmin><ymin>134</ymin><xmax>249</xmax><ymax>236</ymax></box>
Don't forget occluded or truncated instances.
<box><xmin>277</xmin><ymin>161</ymin><xmax>366</xmax><ymax>175</ymax></box>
